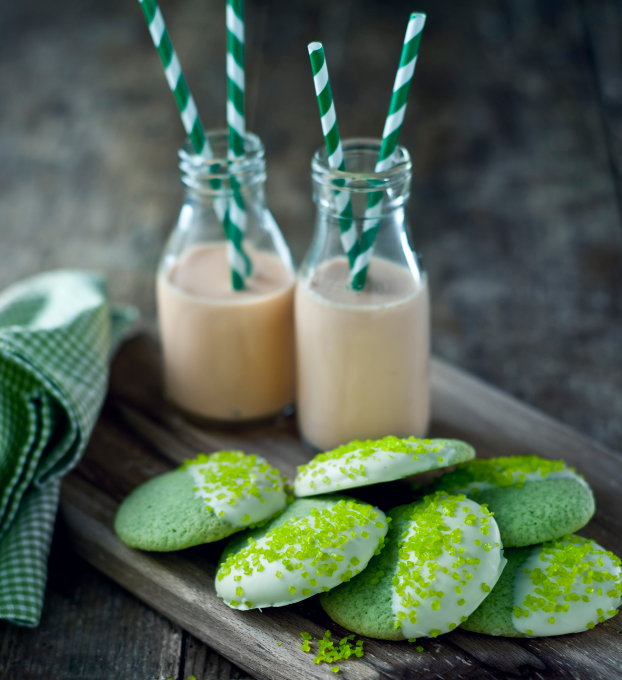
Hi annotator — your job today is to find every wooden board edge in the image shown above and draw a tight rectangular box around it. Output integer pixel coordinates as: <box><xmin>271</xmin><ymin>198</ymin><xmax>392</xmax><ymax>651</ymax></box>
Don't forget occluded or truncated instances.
<box><xmin>58</xmin><ymin>476</ymin><xmax>385</xmax><ymax>680</ymax></box>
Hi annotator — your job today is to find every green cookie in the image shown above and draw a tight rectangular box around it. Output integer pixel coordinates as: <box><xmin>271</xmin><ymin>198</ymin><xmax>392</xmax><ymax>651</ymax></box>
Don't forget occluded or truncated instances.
<box><xmin>427</xmin><ymin>457</ymin><xmax>595</xmax><ymax>547</ymax></box>
<box><xmin>114</xmin><ymin>451</ymin><xmax>288</xmax><ymax>551</ymax></box>
<box><xmin>220</xmin><ymin>496</ymin><xmax>346</xmax><ymax>560</ymax></box>
<box><xmin>321</xmin><ymin>493</ymin><xmax>506</xmax><ymax>640</ymax></box>
<box><xmin>216</xmin><ymin>496</ymin><xmax>388</xmax><ymax>610</ymax></box>
<box><xmin>319</xmin><ymin>501</ymin><xmax>412</xmax><ymax>640</ymax></box>
<box><xmin>460</xmin><ymin>547</ymin><xmax>531</xmax><ymax>637</ymax></box>
<box><xmin>462</xmin><ymin>536</ymin><xmax>622</xmax><ymax>637</ymax></box>
<box><xmin>295</xmin><ymin>436</ymin><xmax>475</xmax><ymax>497</ymax></box>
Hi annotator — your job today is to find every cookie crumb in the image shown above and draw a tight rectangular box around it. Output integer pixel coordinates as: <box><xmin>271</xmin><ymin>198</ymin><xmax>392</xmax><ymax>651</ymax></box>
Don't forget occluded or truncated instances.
<box><xmin>298</xmin><ymin>630</ymin><xmax>365</xmax><ymax>669</ymax></box>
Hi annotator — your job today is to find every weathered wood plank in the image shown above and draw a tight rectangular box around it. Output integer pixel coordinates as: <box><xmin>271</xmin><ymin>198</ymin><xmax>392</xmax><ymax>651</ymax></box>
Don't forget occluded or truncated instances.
<box><xmin>59</xmin><ymin>476</ymin><xmax>507</xmax><ymax>680</ymax></box>
<box><xmin>0</xmin><ymin>531</ymin><xmax>182</xmax><ymax>680</ymax></box>
<box><xmin>182</xmin><ymin>635</ymin><xmax>255</xmax><ymax>680</ymax></box>
<box><xmin>56</xmin><ymin>332</ymin><xmax>622</xmax><ymax>680</ymax></box>
<box><xmin>1</xmin><ymin>0</ymin><xmax>622</xmax><ymax>676</ymax></box>
<box><xmin>1</xmin><ymin>0</ymin><xmax>620</xmax><ymax>460</ymax></box>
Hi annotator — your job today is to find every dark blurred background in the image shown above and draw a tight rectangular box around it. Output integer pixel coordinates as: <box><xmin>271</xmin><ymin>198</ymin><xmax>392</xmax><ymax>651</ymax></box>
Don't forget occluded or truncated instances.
<box><xmin>1</xmin><ymin>0</ymin><xmax>621</xmax><ymax>676</ymax></box>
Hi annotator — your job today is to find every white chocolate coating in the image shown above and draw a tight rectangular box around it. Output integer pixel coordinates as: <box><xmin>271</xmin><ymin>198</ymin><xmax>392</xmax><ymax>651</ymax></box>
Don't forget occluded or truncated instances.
<box><xmin>512</xmin><ymin>537</ymin><xmax>622</xmax><ymax>636</ymax></box>
<box><xmin>186</xmin><ymin>453</ymin><xmax>286</xmax><ymax>529</ymax></box>
<box><xmin>295</xmin><ymin>438</ymin><xmax>475</xmax><ymax>497</ymax></box>
<box><xmin>392</xmin><ymin>495</ymin><xmax>506</xmax><ymax>639</ymax></box>
<box><xmin>457</xmin><ymin>467</ymin><xmax>588</xmax><ymax>496</ymax></box>
<box><xmin>216</xmin><ymin>500</ymin><xmax>388</xmax><ymax>610</ymax></box>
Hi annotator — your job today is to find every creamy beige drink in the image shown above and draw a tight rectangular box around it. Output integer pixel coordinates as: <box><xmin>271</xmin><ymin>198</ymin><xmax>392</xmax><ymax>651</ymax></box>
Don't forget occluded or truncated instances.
<box><xmin>295</xmin><ymin>256</ymin><xmax>429</xmax><ymax>451</ymax></box>
<box><xmin>158</xmin><ymin>242</ymin><xmax>295</xmax><ymax>421</ymax></box>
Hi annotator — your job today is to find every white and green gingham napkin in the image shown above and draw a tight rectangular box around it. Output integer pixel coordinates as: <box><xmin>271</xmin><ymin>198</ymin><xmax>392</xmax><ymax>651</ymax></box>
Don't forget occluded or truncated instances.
<box><xmin>0</xmin><ymin>270</ymin><xmax>137</xmax><ymax>626</ymax></box>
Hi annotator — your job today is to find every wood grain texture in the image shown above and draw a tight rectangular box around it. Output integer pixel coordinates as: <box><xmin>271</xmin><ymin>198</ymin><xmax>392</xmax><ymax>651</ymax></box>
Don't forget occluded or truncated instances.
<box><xmin>182</xmin><ymin>635</ymin><xmax>254</xmax><ymax>680</ymax></box>
<box><xmin>0</xmin><ymin>530</ymin><xmax>182</xmax><ymax>680</ymax></box>
<box><xmin>0</xmin><ymin>0</ymin><xmax>620</xmax><ymax>451</ymax></box>
<box><xmin>56</xmin><ymin>332</ymin><xmax>622</xmax><ymax>680</ymax></box>
<box><xmin>1</xmin><ymin>0</ymin><xmax>621</xmax><ymax>676</ymax></box>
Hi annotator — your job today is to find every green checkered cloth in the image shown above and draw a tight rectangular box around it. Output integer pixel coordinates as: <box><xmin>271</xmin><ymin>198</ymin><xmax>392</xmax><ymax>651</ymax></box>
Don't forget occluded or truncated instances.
<box><xmin>0</xmin><ymin>270</ymin><xmax>137</xmax><ymax>626</ymax></box>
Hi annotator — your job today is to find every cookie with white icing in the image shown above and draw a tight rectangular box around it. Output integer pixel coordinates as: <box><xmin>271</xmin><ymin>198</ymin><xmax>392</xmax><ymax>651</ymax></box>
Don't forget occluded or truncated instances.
<box><xmin>216</xmin><ymin>496</ymin><xmax>388</xmax><ymax>610</ymax></box>
<box><xmin>427</xmin><ymin>456</ymin><xmax>595</xmax><ymax>547</ymax></box>
<box><xmin>463</xmin><ymin>535</ymin><xmax>622</xmax><ymax>637</ymax></box>
<box><xmin>294</xmin><ymin>437</ymin><xmax>475</xmax><ymax>497</ymax></box>
<box><xmin>320</xmin><ymin>493</ymin><xmax>506</xmax><ymax>640</ymax></box>
<box><xmin>114</xmin><ymin>451</ymin><xmax>288</xmax><ymax>551</ymax></box>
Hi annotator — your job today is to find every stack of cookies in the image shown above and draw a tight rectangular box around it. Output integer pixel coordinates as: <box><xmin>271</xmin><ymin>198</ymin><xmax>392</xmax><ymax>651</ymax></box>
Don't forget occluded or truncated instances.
<box><xmin>114</xmin><ymin>437</ymin><xmax>621</xmax><ymax>641</ymax></box>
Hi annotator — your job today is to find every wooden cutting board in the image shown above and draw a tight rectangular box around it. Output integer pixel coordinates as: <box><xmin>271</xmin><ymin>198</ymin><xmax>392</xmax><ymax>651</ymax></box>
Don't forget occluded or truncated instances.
<box><xmin>59</xmin><ymin>332</ymin><xmax>622</xmax><ymax>680</ymax></box>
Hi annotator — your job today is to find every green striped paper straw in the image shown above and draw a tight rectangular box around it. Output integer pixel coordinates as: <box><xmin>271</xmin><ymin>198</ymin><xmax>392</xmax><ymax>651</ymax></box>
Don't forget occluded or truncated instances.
<box><xmin>308</xmin><ymin>42</ymin><xmax>358</xmax><ymax>268</ymax></box>
<box><xmin>222</xmin><ymin>188</ymin><xmax>251</xmax><ymax>287</ymax></box>
<box><xmin>227</xmin><ymin>0</ymin><xmax>246</xmax><ymax>159</ymax></box>
<box><xmin>351</xmin><ymin>12</ymin><xmax>426</xmax><ymax>290</ymax></box>
<box><xmin>138</xmin><ymin>0</ymin><xmax>210</xmax><ymax>156</ymax></box>
<box><xmin>138</xmin><ymin>0</ymin><xmax>248</xmax><ymax>289</ymax></box>
<box><xmin>226</xmin><ymin>0</ymin><xmax>252</xmax><ymax>283</ymax></box>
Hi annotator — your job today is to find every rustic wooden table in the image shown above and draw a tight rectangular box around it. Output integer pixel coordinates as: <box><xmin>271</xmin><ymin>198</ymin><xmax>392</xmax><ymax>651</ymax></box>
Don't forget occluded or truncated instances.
<box><xmin>0</xmin><ymin>0</ymin><xmax>620</xmax><ymax>677</ymax></box>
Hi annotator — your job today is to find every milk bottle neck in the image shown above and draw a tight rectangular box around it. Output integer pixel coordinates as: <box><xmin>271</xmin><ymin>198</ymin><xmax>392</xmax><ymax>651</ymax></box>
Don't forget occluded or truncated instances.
<box><xmin>179</xmin><ymin>130</ymin><xmax>267</xmax><ymax>208</ymax></box>
<box><xmin>303</xmin><ymin>138</ymin><xmax>422</xmax><ymax>286</ymax></box>
<box><xmin>159</xmin><ymin>130</ymin><xmax>294</xmax><ymax>279</ymax></box>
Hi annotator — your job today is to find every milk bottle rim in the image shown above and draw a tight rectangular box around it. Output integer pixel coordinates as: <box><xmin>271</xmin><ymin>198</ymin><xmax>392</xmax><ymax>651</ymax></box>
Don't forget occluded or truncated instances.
<box><xmin>179</xmin><ymin>129</ymin><xmax>266</xmax><ymax>195</ymax></box>
<box><xmin>311</xmin><ymin>137</ymin><xmax>412</xmax><ymax>192</ymax></box>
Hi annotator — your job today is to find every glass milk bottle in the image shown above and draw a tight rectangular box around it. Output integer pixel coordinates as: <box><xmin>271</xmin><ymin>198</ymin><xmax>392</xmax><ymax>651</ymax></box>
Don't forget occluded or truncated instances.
<box><xmin>295</xmin><ymin>138</ymin><xmax>430</xmax><ymax>451</ymax></box>
<box><xmin>157</xmin><ymin>130</ymin><xmax>295</xmax><ymax>422</ymax></box>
